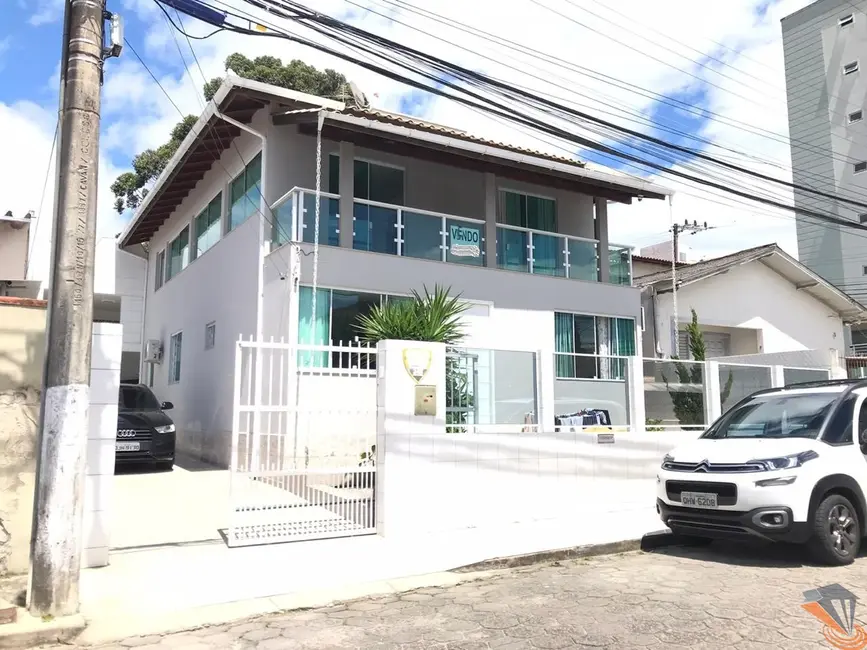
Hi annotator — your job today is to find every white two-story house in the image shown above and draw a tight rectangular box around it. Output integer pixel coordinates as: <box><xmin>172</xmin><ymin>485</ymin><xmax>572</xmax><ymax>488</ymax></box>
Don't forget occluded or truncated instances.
<box><xmin>117</xmin><ymin>76</ymin><xmax>671</xmax><ymax>466</ymax></box>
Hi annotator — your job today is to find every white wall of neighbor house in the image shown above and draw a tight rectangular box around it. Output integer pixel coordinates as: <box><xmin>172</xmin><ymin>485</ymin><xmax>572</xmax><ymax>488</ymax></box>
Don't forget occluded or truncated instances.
<box><xmin>653</xmin><ymin>262</ymin><xmax>846</xmax><ymax>358</ymax></box>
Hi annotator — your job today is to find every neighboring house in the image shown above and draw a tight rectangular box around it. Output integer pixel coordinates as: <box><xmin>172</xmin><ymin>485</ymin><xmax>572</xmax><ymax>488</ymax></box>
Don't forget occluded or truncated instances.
<box><xmin>631</xmin><ymin>254</ymin><xmax>686</xmax><ymax>280</ymax></box>
<box><xmin>781</xmin><ymin>1</ymin><xmax>867</xmax><ymax>334</ymax></box>
<box><xmin>0</xmin><ymin>211</ymin><xmax>32</xmax><ymax>280</ymax></box>
<box><xmin>116</xmin><ymin>76</ymin><xmax>671</xmax><ymax>467</ymax></box>
<box><xmin>634</xmin><ymin>243</ymin><xmax>867</xmax><ymax>360</ymax></box>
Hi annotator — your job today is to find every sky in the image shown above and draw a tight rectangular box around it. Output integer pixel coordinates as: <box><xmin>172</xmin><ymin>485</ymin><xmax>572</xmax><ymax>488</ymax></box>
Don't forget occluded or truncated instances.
<box><xmin>0</xmin><ymin>0</ymin><xmax>824</xmax><ymax>282</ymax></box>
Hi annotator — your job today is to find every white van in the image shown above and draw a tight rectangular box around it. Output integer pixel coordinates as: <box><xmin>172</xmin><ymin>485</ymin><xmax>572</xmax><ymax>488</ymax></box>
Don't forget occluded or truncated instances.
<box><xmin>657</xmin><ymin>379</ymin><xmax>867</xmax><ymax>565</ymax></box>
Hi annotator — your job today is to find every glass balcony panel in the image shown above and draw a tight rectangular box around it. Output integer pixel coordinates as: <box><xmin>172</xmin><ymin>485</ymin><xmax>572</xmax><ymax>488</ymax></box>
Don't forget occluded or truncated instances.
<box><xmin>445</xmin><ymin>218</ymin><xmax>484</xmax><ymax>266</ymax></box>
<box><xmin>567</xmin><ymin>239</ymin><xmax>598</xmax><ymax>282</ymax></box>
<box><xmin>496</xmin><ymin>227</ymin><xmax>529</xmax><ymax>273</ymax></box>
<box><xmin>608</xmin><ymin>245</ymin><xmax>632</xmax><ymax>285</ymax></box>
<box><xmin>402</xmin><ymin>210</ymin><xmax>443</xmax><ymax>261</ymax></box>
<box><xmin>531</xmin><ymin>232</ymin><xmax>566</xmax><ymax>277</ymax></box>
<box><xmin>300</xmin><ymin>193</ymin><xmax>339</xmax><ymax>246</ymax></box>
<box><xmin>353</xmin><ymin>201</ymin><xmax>398</xmax><ymax>255</ymax></box>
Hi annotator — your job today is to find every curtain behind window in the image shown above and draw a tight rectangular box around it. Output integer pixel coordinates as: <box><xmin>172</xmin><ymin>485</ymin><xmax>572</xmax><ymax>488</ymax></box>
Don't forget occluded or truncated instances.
<box><xmin>554</xmin><ymin>313</ymin><xmax>576</xmax><ymax>378</ymax></box>
<box><xmin>298</xmin><ymin>286</ymin><xmax>330</xmax><ymax>367</ymax></box>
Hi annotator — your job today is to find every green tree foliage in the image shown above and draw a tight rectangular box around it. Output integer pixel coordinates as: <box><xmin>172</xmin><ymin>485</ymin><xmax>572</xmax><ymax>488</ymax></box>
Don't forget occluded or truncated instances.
<box><xmin>663</xmin><ymin>308</ymin><xmax>733</xmax><ymax>427</ymax></box>
<box><xmin>112</xmin><ymin>54</ymin><xmax>348</xmax><ymax>213</ymax></box>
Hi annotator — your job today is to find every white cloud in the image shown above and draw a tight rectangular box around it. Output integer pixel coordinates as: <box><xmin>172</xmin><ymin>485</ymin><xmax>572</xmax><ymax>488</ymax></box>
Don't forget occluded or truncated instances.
<box><xmin>0</xmin><ymin>101</ymin><xmax>128</xmax><ymax>285</ymax></box>
<box><xmin>27</xmin><ymin>0</ymin><xmax>64</xmax><ymax>26</ymax></box>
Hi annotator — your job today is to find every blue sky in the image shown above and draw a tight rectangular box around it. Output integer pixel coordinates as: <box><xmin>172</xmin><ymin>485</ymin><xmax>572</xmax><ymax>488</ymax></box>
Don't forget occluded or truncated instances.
<box><xmin>1</xmin><ymin>0</ymin><xmax>810</xmax><ymax>270</ymax></box>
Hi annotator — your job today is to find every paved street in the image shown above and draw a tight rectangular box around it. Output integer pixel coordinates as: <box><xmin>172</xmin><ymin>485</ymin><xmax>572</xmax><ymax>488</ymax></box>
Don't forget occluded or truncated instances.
<box><xmin>46</xmin><ymin>541</ymin><xmax>867</xmax><ymax>649</ymax></box>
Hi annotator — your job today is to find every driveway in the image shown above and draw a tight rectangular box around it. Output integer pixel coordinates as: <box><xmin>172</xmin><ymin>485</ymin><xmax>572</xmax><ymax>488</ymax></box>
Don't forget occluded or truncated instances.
<box><xmin>51</xmin><ymin>540</ymin><xmax>867</xmax><ymax>649</ymax></box>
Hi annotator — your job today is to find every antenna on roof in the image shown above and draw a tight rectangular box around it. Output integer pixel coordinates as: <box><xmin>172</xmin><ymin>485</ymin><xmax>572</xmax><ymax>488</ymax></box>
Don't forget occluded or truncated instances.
<box><xmin>348</xmin><ymin>81</ymin><xmax>369</xmax><ymax>109</ymax></box>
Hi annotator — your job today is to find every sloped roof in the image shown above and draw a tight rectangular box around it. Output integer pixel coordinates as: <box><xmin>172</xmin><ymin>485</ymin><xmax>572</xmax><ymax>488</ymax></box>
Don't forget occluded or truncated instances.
<box><xmin>118</xmin><ymin>76</ymin><xmax>671</xmax><ymax>247</ymax></box>
<box><xmin>634</xmin><ymin>243</ymin><xmax>867</xmax><ymax>323</ymax></box>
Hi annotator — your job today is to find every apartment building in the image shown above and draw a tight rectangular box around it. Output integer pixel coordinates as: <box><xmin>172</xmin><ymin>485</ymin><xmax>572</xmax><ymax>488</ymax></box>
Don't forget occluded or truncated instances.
<box><xmin>782</xmin><ymin>0</ymin><xmax>867</xmax><ymax>345</ymax></box>
<box><xmin>117</xmin><ymin>76</ymin><xmax>670</xmax><ymax>466</ymax></box>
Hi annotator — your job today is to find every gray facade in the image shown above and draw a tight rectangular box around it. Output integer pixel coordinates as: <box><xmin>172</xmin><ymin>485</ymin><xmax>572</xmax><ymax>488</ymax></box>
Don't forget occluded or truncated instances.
<box><xmin>782</xmin><ymin>0</ymin><xmax>867</xmax><ymax>302</ymax></box>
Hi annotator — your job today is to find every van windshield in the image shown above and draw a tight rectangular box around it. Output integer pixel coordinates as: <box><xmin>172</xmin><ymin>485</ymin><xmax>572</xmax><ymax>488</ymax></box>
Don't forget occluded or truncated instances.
<box><xmin>701</xmin><ymin>392</ymin><xmax>841</xmax><ymax>440</ymax></box>
<box><xmin>118</xmin><ymin>385</ymin><xmax>161</xmax><ymax>411</ymax></box>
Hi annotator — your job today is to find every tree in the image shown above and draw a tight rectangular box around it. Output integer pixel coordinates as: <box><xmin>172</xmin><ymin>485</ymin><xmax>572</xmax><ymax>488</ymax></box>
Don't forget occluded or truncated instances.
<box><xmin>112</xmin><ymin>54</ymin><xmax>348</xmax><ymax>213</ymax></box>
<box><xmin>354</xmin><ymin>285</ymin><xmax>474</xmax><ymax>429</ymax></box>
<box><xmin>662</xmin><ymin>309</ymin><xmax>733</xmax><ymax>427</ymax></box>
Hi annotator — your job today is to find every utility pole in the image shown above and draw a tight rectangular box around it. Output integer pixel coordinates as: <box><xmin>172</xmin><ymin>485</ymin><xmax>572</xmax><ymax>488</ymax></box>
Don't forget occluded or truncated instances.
<box><xmin>669</xmin><ymin>216</ymin><xmax>713</xmax><ymax>357</ymax></box>
<box><xmin>29</xmin><ymin>0</ymin><xmax>121</xmax><ymax>617</ymax></box>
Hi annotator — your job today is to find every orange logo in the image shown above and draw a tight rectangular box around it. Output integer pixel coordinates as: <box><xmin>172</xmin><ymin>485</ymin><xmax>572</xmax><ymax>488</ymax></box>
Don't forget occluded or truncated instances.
<box><xmin>803</xmin><ymin>584</ymin><xmax>867</xmax><ymax>649</ymax></box>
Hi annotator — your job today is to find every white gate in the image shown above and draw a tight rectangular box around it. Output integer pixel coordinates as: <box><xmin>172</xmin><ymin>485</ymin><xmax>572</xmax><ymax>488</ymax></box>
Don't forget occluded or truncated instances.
<box><xmin>228</xmin><ymin>338</ymin><xmax>378</xmax><ymax>547</ymax></box>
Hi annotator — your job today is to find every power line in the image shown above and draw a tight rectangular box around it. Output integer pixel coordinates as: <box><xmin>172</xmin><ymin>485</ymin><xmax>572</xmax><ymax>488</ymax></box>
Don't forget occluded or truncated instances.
<box><xmin>28</xmin><ymin>116</ymin><xmax>59</xmax><ymax>275</ymax></box>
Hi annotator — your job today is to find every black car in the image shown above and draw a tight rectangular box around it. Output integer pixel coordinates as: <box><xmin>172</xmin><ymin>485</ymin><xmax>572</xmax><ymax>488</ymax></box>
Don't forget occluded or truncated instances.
<box><xmin>116</xmin><ymin>383</ymin><xmax>176</xmax><ymax>470</ymax></box>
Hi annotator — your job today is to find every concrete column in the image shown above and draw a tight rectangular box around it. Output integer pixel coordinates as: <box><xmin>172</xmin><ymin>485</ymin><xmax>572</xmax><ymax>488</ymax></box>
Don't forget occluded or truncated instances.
<box><xmin>703</xmin><ymin>360</ymin><xmax>722</xmax><ymax>425</ymax></box>
<box><xmin>375</xmin><ymin>340</ymin><xmax>446</xmax><ymax>538</ymax></box>
<box><xmin>626</xmin><ymin>356</ymin><xmax>646</xmax><ymax>431</ymax></box>
<box><xmin>484</xmin><ymin>173</ymin><xmax>497</xmax><ymax>268</ymax></box>
<box><xmin>594</xmin><ymin>198</ymin><xmax>610</xmax><ymax>283</ymax></box>
<box><xmin>338</xmin><ymin>141</ymin><xmax>355</xmax><ymax>249</ymax></box>
<box><xmin>536</xmin><ymin>347</ymin><xmax>556</xmax><ymax>431</ymax></box>
<box><xmin>771</xmin><ymin>365</ymin><xmax>786</xmax><ymax>388</ymax></box>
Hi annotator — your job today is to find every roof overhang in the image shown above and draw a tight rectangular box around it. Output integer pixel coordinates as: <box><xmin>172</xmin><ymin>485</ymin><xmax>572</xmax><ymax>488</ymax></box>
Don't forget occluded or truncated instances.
<box><xmin>289</xmin><ymin>111</ymin><xmax>670</xmax><ymax>203</ymax></box>
<box><xmin>118</xmin><ymin>77</ymin><xmax>344</xmax><ymax>247</ymax></box>
<box><xmin>651</xmin><ymin>249</ymin><xmax>867</xmax><ymax>323</ymax></box>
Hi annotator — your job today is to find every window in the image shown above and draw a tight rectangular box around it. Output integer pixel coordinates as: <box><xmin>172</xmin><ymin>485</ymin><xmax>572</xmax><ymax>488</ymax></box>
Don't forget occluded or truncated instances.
<box><xmin>168</xmin><ymin>332</ymin><xmax>183</xmax><ymax>384</ymax></box>
<box><xmin>118</xmin><ymin>385</ymin><xmax>161</xmax><ymax>411</ymax></box>
<box><xmin>862</xmin><ymin>265</ymin><xmax>867</xmax><ymax>275</ymax></box>
<box><xmin>229</xmin><ymin>153</ymin><xmax>262</xmax><ymax>231</ymax></box>
<box><xmin>824</xmin><ymin>394</ymin><xmax>856</xmax><ymax>445</ymax></box>
<box><xmin>204</xmin><ymin>321</ymin><xmax>216</xmax><ymax>350</ymax></box>
<box><xmin>840</xmin><ymin>14</ymin><xmax>855</xmax><ymax>27</ymax></box>
<box><xmin>860</xmin><ymin>213</ymin><xmax>867</xmax><ymax>223</ymax></box>
<box><xmin>166</xmin><ymin>226</ymin><xmax>190</xmax><ymax>281</ymax></box>
<box><xmin>844</xmin><ymin>61</ymin><xmax>860</xmax><ymax>75</ymax></box>
<box><xmin>328</xmin><ymin>155</ymin><xmax>404</xmax><ymax>204</ymax></box>
<box><xmin>154</xmin><ymin>249</ymin><xmax>165</xmax><ymax>290</ymax></box>
<box><xmin>194</xmin><ymin>193</ymin><xmax>222</xmax><ymax>257</ymax></box>
<box><xmin>554</xmin><ymin>312</ymin><xmax>635</xmax><ymax>380</ymax></box>
<box><xmin>850</xmin><ymin>110</ymin><xmax>863</xmax><ymax>124</ymax></box>
<box><xmin>703</xmin><ymin>392</ymin><xmax>839</xmax><ymax>440</ymax></box>
<box><xmin>352</xmin><ymin>160</ymin><xmax>404</xmax><ymax>254</ymax></box>
<box><xmin>497</xmin><ymin>190</ymin><xmax>556</xmax><ymax>232</ymax></box>
<box><xmin>856</xmin><ymin>161</ymin><xmax>867</xmax><ymax>174</ymax></box>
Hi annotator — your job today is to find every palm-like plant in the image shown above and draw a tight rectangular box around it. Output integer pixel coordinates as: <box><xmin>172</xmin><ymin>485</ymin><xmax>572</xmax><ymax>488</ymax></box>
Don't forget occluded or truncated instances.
<box><xmin>354</xmin><ymin>284</ymin><xmax>469</xmax><ymax>344</ymax></box>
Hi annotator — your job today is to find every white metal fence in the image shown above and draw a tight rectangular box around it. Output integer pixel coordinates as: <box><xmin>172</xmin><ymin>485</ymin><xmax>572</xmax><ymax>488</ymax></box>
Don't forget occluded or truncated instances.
<box><xmin>229</xmin><ymin>338</ymin><xmax>377</xmax><ymax>547</ymax></box>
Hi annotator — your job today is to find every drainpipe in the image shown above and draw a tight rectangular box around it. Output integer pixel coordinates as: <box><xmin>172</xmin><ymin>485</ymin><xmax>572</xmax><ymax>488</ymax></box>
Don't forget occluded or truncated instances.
<box><xmin>214</xmin><ymin>111</ymin><xmax>268</xmax><ymax>342</ymax></box>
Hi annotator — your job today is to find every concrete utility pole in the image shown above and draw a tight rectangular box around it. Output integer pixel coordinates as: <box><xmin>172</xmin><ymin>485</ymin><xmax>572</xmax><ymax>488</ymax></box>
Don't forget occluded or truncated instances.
<box><xmin>28</xmin><ymin>0</ymin><xmax>113</xmax><ymax>617</ymax></box>
<box><xmin>669</xmin><ymin>217</ymin><xmax>713</xmax><ymax>357</ymax></box>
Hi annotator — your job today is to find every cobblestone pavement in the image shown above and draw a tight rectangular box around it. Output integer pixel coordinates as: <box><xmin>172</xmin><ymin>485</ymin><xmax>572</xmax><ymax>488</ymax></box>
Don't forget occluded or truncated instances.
<box><xmin>45</xmin><ymin>541</ymin><xmax>867</xmax><ymax>649</ymax></box>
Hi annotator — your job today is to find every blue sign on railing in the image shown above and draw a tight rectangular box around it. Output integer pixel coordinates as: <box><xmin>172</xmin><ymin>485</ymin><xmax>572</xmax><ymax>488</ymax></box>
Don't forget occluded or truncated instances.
<box><xmin>449</xmin><ymin>225</ymin><xmax>481</xmax><ymax>258</ymax></box>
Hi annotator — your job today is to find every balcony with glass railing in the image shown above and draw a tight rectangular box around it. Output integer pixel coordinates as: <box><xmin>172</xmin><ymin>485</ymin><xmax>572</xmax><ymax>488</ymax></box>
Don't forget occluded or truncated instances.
<box><xmin>270</xmin><ymin>188</ymin><xmax>633</xmax><ymax>286</ymax></box>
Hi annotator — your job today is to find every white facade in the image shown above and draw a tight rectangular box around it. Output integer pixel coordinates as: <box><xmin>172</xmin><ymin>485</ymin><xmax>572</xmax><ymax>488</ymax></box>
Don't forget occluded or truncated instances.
<box><xmin>127</xmin><ymin>83</ymin><xmax>669</xmax><ymax>467</ymax></box>
<box><xmin>0</xmin><ymin>217</ymin><xmax>30</xmax><ymax>279</ymax></box>
<box><xmin>652</xmin><ymin>261</ymin><xmax>846</xmax><ymax>359</ymax></box>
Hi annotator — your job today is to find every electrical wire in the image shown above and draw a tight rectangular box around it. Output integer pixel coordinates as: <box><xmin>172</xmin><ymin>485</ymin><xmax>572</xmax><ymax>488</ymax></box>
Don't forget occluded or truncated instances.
<box><xmin>28</xmin><ymin>116</ymin><xmax>59</xmax><ymax>275</ymax></box>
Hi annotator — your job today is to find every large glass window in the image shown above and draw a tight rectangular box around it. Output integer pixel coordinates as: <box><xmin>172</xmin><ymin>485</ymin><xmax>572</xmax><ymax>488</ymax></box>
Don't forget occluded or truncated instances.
<box><xmin>166</xmin><ymin>226</ymin><xmax>190</xmax><ymax>281</ymax></box>
<box><xmin>168</xmin><ymin>331</ymin><xmax>183</xmax><ymax>384</ymax></box>
<box><xmin>497</xmin><ymin>190</ymin><xmax>556</xmax><ymax>232</ymax></box>
<box><xmin>194</xmin><ymin>192</ymin><xmax>222</xmax><ymax>257</ymax></box>
<box><xmin>154</xmin><ymin>249</ymin><xmax>165</xmax><ymax>290</ymax></box>
<box><xmin>554</xmin><ymin>313</ymin><xmax>635</xmax><ymax>380</ymax></box>
<box><xmin>353</xmin><ymin>160</ymin><xmax>404</xmax><ymax>255</ymax></box>
<box><xmin>229</xmin><ymin>153</ymin><xmax>262</xmax><ymax>231</ymax></box>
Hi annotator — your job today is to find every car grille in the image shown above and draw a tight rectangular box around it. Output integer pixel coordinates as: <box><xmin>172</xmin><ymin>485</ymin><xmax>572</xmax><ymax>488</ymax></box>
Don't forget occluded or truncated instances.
<box><xmin>116</xmin><ymin>428</ymin><xmax>151</xmax><ymax>441</ymax></box>
<box><xmin>665</xmin><ymin>480</ymin><xmax>738</xmax><ymax>506</ymax></box>
<box><xmin>662</xmin><ymin>459</ymin><xmax>764</xmax><ymax>473</ymax></box>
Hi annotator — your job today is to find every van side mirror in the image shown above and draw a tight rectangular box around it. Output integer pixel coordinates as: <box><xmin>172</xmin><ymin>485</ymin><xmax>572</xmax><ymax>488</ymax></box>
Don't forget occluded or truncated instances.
<box><xmin>161</xmin><ymin>401</ymin><xmax>174</xmax><ymax>411</ymax></box>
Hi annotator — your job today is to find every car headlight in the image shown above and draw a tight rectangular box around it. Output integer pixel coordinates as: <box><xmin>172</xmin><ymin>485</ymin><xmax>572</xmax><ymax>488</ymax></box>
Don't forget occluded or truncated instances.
<box><xmin>155</xmin><ymin>424</ymin><xmax>175</xmax><ymax>434</ymax></box>
<box><xmin>750</xmin><ymin>450</ymin><xmax>818</xmax><ymax>471</ymax></box>
<box><xmin>661</xmin><ymin>453</ymin><xmax>674</xmax><ymax>469</ymax></box>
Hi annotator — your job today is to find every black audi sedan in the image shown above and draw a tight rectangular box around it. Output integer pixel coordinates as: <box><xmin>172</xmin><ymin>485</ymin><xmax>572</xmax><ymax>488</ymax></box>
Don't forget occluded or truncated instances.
<box><xmin>116</xmin><ymin>382</ymin><xmax>176</xmax><ymax>471</ymax></box>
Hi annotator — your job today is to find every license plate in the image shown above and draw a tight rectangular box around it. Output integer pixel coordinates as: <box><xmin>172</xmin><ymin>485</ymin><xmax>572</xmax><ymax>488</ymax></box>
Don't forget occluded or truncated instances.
<box><xmin>116</xmin><ymin>442</ymin><xmax>140</xmax><ymax>452</ymax></box>
<box><xmin>680</xmin><ymin>491</ymin><xmax>718</xmax><ymax>508</ymax></box>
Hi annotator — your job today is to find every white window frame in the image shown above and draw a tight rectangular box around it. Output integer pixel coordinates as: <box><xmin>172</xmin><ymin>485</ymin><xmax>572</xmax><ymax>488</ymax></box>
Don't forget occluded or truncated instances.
<box><xmin>844</xmin><ymin>61</ymin><xmax>860</xmax><ymax>75</ymax></box>
<box><xmin>840</xmin><ymin>14</ymin><xmax>855</xmax><ymax>27</ymax></box>
<box><xmin>227</xmin><ymin>152</ymin><xmax>263</xmax><ymax>233</ymax></box>
<box><xmin>166</xmin><ymin>224</ymin><xmax>191</xmax><ymax>281</ymax></box>
<box><xmin>154</xmin><ymin>249</ymin><xmax>166</xmax><ymax>291</ymax></box>
<box><xmin>168</xmin><ymin>331</ymin><xmax>183</xmax><ymax>384</ymax></box>
<box><xmin>850</xmin><ymin>110</ymin><xmax>864</xmax><ymax>124</ymax></box>
<box><xmin>204</xmin><ymin>321</ymin><xmax>216</xmax><ymax>350</ymax></box>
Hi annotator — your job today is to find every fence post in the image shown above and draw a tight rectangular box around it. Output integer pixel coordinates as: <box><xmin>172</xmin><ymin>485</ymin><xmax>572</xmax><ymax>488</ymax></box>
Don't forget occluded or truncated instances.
<box><xmin>771</xmin><ymin>365</ymin><xmax>785</xmax><ymax>388</ymax></box>
<box><xmin>626</xmin><ymin>356</ymin><xmax>645</xmax><ymax>432</ymax></box>
<box><xmin>537</xmin><ymin>348</ymin><xmax>555</xmax><ymax>431</ymax></box>
<box><xmin>703</xmin><ymin>360</ymin><xmax>722</xmax><ymax>424</ymax></box>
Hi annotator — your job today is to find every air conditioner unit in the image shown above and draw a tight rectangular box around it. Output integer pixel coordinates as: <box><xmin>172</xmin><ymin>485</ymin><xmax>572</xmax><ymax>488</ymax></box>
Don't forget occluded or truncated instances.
<box><xmin>144</xmin><ymin>339</ymin><xmax>163</xmax><ymax>364</ymax></box>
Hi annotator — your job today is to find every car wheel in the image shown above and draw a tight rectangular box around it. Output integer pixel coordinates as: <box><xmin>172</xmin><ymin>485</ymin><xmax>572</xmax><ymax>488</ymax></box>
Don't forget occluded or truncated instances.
<box><xmin>155</xmin><ymin>461</ymin><xmax>174</xmax><ymax>472</ymax></box>
<box><xmin>808</xmin><ymin>493</ymin><xmax>860</xmax><ymax>566</ymax></box>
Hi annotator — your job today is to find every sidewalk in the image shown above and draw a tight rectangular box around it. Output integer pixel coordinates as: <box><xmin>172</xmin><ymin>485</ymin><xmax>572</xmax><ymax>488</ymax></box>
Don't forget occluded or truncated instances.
<box><xmin>77</xmin><ymin>497</ymin><xmax>664</xmax><ymax>643</ymax></box>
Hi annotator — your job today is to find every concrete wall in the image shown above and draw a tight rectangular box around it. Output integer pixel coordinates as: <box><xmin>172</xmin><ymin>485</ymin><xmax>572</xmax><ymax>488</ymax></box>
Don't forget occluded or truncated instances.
<box><xmin>652</xmin><ymin>262</ymin><xmax>846</xmax><ymax>358</ymax></box>
<box><xmin>376</xmin><ymin>428</ymin><xmax>696</xmax><ymax>538</ymax></box>
<box><xmin>0</xmin><ymin>299</ymin><xmax>121</xmax><ymax>574</ymax></box>
<box><xmin>0</xmin><ymin>221</ymin><xmax>29</xmax><ymax>280</ymax></box>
